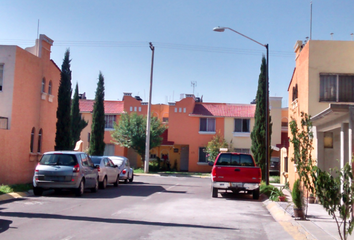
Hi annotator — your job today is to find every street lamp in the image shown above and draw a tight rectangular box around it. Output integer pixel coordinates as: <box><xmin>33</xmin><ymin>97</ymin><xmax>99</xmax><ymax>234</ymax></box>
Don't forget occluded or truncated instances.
<box><xmin>213</xmin><ymin>26</ymin><xmax>270</xmax><ymax>185</ymax></box>
<box><xmin>144</xmin><ymin>42</ymin><xmax>155</xmax><ymax>173</ymax></box>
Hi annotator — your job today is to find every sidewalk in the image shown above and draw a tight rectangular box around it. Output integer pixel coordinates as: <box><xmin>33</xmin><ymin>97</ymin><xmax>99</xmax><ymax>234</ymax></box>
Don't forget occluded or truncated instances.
<box><xmin>266</xmin><ymin>186</ymin><xmax>354</xmax><ymax>240</ymax></box>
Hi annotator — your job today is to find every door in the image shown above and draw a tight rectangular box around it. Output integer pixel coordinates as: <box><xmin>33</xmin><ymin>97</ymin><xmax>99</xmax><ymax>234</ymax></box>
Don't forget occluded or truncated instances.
<box><xmin>180</xmin><ymin>146</ymin><xmax>189</xmax><ymax>171</ymax></box>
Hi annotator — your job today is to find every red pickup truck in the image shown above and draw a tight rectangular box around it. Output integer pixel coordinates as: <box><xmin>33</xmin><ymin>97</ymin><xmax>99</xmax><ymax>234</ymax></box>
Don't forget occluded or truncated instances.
<box><xmin>209</xmin><ymin>152</ymin><xmax>262</xmax><ymax>199</ymax></box>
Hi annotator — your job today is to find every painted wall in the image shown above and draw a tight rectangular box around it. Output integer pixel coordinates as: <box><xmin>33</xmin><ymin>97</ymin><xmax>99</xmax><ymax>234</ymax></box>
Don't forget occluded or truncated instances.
<box><xmin>0</xmin><ymin>35</ymin><xmax>60</xmax><ymax>184</ymax></box>
<box><xmin>224</xmin><ymin>117</ymin><xmax>254</xmax><ymax>151</ymax></box>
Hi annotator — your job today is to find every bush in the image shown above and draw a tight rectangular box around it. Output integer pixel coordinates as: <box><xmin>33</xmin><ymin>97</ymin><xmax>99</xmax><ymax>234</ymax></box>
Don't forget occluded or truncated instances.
<box><xmin>292</xmin><ymin>179</ymin><xmax>303</xmax><ymax>209</ymax></box>
<box><xmin>260</xmin><ymin>182</ymin><xmax>284</xmax><ymax>201</ymax></box>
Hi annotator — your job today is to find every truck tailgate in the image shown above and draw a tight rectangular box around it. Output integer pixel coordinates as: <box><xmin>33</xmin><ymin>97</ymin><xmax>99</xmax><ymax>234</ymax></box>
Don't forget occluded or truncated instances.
<box><xmin>213</xmin><ymin>166</ymin><xmax>261</xmax><ymax>183</ymax></box>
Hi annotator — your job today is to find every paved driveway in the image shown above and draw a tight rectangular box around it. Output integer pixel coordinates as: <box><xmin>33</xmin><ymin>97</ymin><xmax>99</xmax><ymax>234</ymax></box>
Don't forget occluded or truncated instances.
<box><xmin>0</xmin><ymin>175</ymin><xmax>292</xmax><ymax>240</ymax></box>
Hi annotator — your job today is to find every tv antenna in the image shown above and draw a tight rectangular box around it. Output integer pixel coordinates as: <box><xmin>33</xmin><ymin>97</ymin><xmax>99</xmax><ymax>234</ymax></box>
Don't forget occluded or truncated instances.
<box><xmin>191</xmin><ymin>81</ymin><xmax>197</xmax><ymax>94</ymax></box>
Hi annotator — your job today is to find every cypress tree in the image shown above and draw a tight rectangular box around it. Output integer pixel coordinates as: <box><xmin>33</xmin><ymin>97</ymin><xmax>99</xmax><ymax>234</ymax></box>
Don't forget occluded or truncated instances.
<box><xmin>251</xmin><ymin>56</ymin><xmax>272</xmax><ymax>180</ymax></box>
<box><xmin>89</xmin><ymin>72</ymin><xmax>105</xmax><ymax>156</ymax></box>
<box><xmin>55</xmin><ymin>49</ymin><xmax>72</xmax><ymax>150</ymax></box>
<box><xmin>71</xmin><ymin>83</ymin><xmax>88</xmax><ymax>148</ymax></box>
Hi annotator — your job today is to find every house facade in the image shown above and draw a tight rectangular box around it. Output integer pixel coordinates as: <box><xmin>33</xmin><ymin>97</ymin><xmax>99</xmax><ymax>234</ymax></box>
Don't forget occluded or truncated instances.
<box><xmin>286</xmin><ymin>40</ymin><xmax>354</xmax><ymax>188</ymax></box>
<box><xmin>80</xmin><ymin>93</ymin><xmax>287</xmax><ymax>173</ymax></box>
<box><xmin>0</xmin><ymin>35</ymin><xmax>61</xmax><ymax>185</ymax></box>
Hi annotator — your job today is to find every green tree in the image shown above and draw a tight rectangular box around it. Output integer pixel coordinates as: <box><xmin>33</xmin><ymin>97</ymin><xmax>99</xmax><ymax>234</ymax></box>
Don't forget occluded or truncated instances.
<box><xmin>71</xmin><ymin>83</ymin><xmax>88</xmax><ymax>148</ymax></box>
<box><xmin>205</xmin><ymin>133</ymin><xmax>229</xmax><ymax>162</ymax></box>
<box><xmin>55</xmin><ymin>49</ymin><xmax>72</xmax><ymax>150</ymax></box>
<box><xmin>251</xmin><ymin>56</ymin><xmax>272</xmax><ymax>180</ymax></box>
<box><xmin>111</xmin><ymin>112</ymin><xmax>167</xmax><ymax>163</ymax></box>
<box><xmin>89</xmin><ymin>72</ymin><xmax>105</xmax><ymax>156</ymax></box>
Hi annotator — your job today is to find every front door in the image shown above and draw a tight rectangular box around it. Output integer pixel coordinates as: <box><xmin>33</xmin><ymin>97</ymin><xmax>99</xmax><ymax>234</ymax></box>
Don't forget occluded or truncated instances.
<box><xmin>180</xmin><ymin>146</ymin><xmax>189</xmax><ymax>171</ymax></box>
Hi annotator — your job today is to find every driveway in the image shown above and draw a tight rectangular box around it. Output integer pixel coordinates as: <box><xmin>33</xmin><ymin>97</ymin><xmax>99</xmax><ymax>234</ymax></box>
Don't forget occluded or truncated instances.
<box><xmin>0</xmin><ymin>175</ymin><xmax>292</xmax><ymax>240</ymax></box>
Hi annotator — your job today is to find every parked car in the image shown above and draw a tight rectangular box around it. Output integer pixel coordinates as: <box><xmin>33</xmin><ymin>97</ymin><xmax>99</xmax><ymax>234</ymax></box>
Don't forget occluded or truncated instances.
<box><xmin>209</xmin><ymin>152</ymin><xmax>262</xmax><ymax>199</ymax></box>
<box><xmin>91</xmin><ymin>156</ymin><xmax>120</xmax><ymax>189</ymax></box>
<box><xmin>109</xmin><ymin>156</ymin><xmax>134</xmax><ymax>183</ymax></box>
<box><xmin>33</xmin><ymin>151</ymin><xmax>99</xmax><ymax>197</ymax></box>
<box><xmin>270</xmin><ymin>157</ymin><xmax>280</xmax><ymax>175</ymax></box>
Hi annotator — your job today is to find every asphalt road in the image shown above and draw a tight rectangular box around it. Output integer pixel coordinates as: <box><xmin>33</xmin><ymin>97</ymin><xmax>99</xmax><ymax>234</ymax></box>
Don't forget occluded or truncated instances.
<box><xmin>0</xmin><ymin>175</ymin><xmax>293</xmax><ymax>240</ymax></box>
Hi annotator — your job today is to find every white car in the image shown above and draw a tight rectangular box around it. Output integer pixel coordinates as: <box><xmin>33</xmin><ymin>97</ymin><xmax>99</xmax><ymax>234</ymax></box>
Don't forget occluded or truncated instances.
<box><xmin>109</xmin><ymin>156</ymin><xmax>134</xmax><ymax>183</ymax></box>
<box><xmin>91</xmin><ymin>156</ymin><xmax>120</xmax><ymax>189</ymax></box>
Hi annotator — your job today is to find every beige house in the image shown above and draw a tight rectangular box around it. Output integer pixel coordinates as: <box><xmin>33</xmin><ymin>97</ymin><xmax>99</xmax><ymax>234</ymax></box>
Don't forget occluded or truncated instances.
<box><xmin>286</xmin><ymin>40</ymin><xmax>354</xmax><ymax>187</ymax></box>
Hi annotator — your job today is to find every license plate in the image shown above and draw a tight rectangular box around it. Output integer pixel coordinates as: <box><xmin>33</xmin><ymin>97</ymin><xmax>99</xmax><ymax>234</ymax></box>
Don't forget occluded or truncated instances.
<box><xmin>231</xmin><ymin>183</ymin><xmax>242</xmax><ymax>188</ymax></box>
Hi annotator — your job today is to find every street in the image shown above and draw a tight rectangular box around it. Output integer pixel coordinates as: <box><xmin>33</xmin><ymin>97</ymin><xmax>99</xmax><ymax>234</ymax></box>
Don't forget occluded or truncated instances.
<box><xmin>0</xmin><ymin>175</ymin><xmax>292</xmax><ymax>240</ymax></box>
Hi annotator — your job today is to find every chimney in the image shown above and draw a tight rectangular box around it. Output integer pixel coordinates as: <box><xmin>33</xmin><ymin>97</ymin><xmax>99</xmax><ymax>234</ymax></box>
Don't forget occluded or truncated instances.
<box><xmin>294</xmin><ymin>40</ymin><xmax>303</xmax><ymax>60</ymax></box>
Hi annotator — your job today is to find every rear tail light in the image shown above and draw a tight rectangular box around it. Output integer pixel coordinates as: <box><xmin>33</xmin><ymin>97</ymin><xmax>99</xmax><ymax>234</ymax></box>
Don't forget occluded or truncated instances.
<box><xmin>122</xmin><ymin>169</ymin><xmax>127</xmax><ymax>174</ymax></box>
<box><xmin>97</xmin><ymin>166</ymin><xmax>100</xmax><ymax>172</ymax></box>
<box><xmin>211</xmin><ymin>167</ymin><xmax>216</xmax><ymax>179</ymax></box>
<box><xmin>73</xmin><ymin>164</ymin><xmax>80</xmax><ymax>173</ymax></box>
<box><xmin>35</xmin><ymin>163</ymin><xmax>40</xmax><ymax>172</ymax></box>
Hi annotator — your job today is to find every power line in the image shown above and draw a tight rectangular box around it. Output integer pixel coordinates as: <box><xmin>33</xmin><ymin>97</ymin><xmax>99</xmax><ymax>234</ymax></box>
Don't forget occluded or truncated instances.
<box><xmin>0</xmin><ymin>39</ymin><xmax>294</xmax><ymax>58</ymax></box>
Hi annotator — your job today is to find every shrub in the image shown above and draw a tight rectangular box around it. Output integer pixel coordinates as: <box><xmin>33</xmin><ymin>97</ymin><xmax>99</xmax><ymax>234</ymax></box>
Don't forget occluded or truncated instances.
<box><xmin>292</xmin><ymin>179</ymin><xmax>303</xmax><ymax>209</ymax></box>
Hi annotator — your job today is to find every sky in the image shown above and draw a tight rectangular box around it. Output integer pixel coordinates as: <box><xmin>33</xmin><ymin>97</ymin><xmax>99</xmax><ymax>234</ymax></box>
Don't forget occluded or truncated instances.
<box><xmin>1</xmin><ymin>1</ymin><xmax>354</xmax><ymax>107</ymax></box>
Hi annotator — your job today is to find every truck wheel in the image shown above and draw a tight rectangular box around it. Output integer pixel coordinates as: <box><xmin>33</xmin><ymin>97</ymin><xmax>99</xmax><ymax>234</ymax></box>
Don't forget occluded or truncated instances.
<box><xmin>253</xmin><ymin>188</ymin><xmax>260</xmax><ymax>199</ymax></box>
<box><xmin>212</xmin><ymin>187</ymin><xmax>218</xmax><ymax>198</ymax></box>
<box><xmin>33</xmin><ymin>187</ymin><xmax>43</xmax><ymax>196</ymax></box>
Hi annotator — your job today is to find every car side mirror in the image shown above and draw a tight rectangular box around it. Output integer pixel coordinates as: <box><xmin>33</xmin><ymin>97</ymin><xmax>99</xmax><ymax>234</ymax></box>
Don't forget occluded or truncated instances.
<box><xmin>114</xmin><ymin>165</ymin><xmax>118</xmax><ymax>168</ymax></box>
<box><xmin>208</xmin><ymin>161</ymin><xmax>214</xmax><ymax>166</ymax></box>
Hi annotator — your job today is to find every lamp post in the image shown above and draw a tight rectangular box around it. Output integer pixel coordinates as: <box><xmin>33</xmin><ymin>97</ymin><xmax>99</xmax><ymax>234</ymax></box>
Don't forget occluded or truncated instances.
<box><xmin>213</xmin><ymin>26</ymin><xmax>270</xmax><ymax>185</ymax></box>
<box><xmin>144</xmin><ymin>42</ymin><xmax>155</xmax><ymax>173</ymax></box>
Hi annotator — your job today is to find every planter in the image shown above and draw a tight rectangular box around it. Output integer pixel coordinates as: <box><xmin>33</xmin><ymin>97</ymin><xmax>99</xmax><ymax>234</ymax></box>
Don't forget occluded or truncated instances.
<box><xmin>293</xmin><ymin>208</ymin><xmax>305</xmax><ymax>220</ymax></box>
<box><xmin>278</xmin><ymin>196</ymin><xmax>286</xmax><ymax>202</ymax></box>
<box><xmin>308</xmin><ymin>196</ymin><xmax>315</xmax><ymax>204</ymax></box>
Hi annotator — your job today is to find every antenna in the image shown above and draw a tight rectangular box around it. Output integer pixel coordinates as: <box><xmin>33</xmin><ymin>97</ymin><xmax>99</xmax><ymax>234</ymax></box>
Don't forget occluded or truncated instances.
<box><xmin>36</xmin><ymin>19</ymin><xmax>40</xmax><ymax>56</ymax></box>
<box><xmin>191</xmin><ymin>81</ymin><xmax>197</xmax><ymax>94</ymax></box>
<box><xmin>310</xmin><ymin>1</ymin><xmax>313</xmax><ymax>40</ymax></box>
<box><xmin>330</xmin><ymin>33</ymin><xmax>334</xmax><ymax>40</ymax></box>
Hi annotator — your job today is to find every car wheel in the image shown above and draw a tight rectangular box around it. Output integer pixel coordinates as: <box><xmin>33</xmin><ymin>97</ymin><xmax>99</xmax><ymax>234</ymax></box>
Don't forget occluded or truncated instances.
<box><xmin>54</xmin><ymin>189</ymin><xmax>62</xmax><ymax>194</ymax></box>
<box><xmin>75</xmin><ymin>180</ymin><xmax>84</xmax><ymax>197</ymax></box>
<box><xmin>114</xmin><ymin>176</ymin><xmax>119</xmax><ymax>187</ymax></box>
<box><xmin>129</xmin><ymin>173</ymin><xmax>134</xmax><ymax>183</ymax></box>
<box><xmin>33</xmin><ymin>187</ymin><xmax>43</xmax><ymax>196</ymax></box>
<box><xmin>100</xmin><ymin>177</ymin><xmax>107</xmax><ymax>189</ymax></box>
<box><xmin>253</xmin><ymin>188</ymin><xmax>260</xmax><ymax>200</ymax></box>
<box><xmin>91</xmin><ymin>178</ymin><xmax>99</xmax><ymax>193</ymax></box>
<box><xmin>212</xmin><ymin>187</ymin><xmax>218</xmax><ymax>198</ymax></box>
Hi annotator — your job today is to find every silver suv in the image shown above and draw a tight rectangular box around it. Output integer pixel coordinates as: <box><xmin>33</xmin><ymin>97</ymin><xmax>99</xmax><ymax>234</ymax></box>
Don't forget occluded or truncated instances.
<box><xmin>33</xmin><ymin>151</ymin><xmax>99</xmax><ymax>197</ymax></box>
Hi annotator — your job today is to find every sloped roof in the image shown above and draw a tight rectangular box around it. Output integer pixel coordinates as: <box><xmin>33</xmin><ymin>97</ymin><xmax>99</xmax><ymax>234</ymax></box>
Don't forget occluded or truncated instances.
<box><xmin>79</xmin><ymin>99</ymin><xmax>124</xmax><ymax>114</ymax></box>
<box><xmin>191</xmin><ymin>103</ymin><xmax>256</xmax><ymax>118</ymax></box>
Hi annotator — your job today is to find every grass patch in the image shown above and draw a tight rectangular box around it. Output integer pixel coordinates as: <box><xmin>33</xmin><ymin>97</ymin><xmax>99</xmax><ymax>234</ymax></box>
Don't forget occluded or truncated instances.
<box><xmin>0</xmin><ymin>183</ymin><xmax>32</xmax><ymax>195</ymax></box>
<box><xmin>270</xmin><ymin>176</ymin><xmax>280</xmax><ymax>183</ymax></box>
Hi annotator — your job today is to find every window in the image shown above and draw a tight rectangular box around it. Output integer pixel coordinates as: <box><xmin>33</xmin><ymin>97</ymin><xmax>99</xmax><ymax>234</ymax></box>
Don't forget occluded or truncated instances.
<box><xmin>41</xmin><ymin>78</ymin><xmax>46</xmax><ymax>93</ymax></box>
<box><xmin>292</xmin><ymin>84</ymin><xmax>298</xmax><ymax>101</ymax></box>
<box><xmin>48</xmin><ymin>81</ymin><xmax>52</xmax><ymax>95</ymax></box>
<box><xmin>0</xmin><ymin>64</ymin><xmax>3</xmax><ymax>91</ymax></box>
<box><xmin>324</xmin><ymin>132</ymin><xmax>333</xmax><ymax>148</ymax></box>
<box><xmin>199</xmin><ymin>118</ymin><xmax>215</xmax><ymax>132</ymax></box>
<box><xmin>234</xmin><ymin>148</ymin><xmax>250</xmax><ymax>154</ymax></box>
<box><xmin>30</xmin><ymin>127</ymin><xmax>35</xmax><ymax>152</ymax></box>
<box><xmin>37</xmin><ymin>129</ymin><xmax>42</xmax><ymax>153</ymax></box>
<box><xmin>183</xmin><ymin>108</ymin><xmax>186</xmax><ymax>113</ymax></box>
<box><xmin>198</xmin><ymin>147</ymin><xmax>208</xmax><ymax>163</ymax></box>
<box><xmin>215</xmin><ymin>153</ymin><xmax>254</xmax><ymax>166</ymax></box>
<box><xmin>139</xmin><ymin>107</ymin><xmax>141</xmax><ymax>112</ymax></box>
<box><xmin>174</xmin><ymin>108</ymin><xmax>177</xmax><ymax>113</ymax></box>
<box><xmin>162</xmin><ymin>117</ymin><xmax>169</xmax><ymax>123</ymax></box>
<box><xmin>234</xmin><ymin>119</ymin><xmax>250</xmax><ymax>132</ymax></box>
<box><xmin>130</xmin><ymin>106</ymin><xmax>133</xmax><ymax>111</ymax></box>
<box><xmin>105</xmin><ymin>115</ymin><xmax>116</xmax><ymax>129</ymax></box>
<box><xmin>320</xmin><ymin>74</ymin><xmax>354</xmax><ymax>102</ymax></box>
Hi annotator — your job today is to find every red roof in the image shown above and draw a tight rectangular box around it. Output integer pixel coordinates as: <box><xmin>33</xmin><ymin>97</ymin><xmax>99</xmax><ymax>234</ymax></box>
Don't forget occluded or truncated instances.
<box><xmin>191</xmin><ymin>103</ymin><xmax>255</xmax><ymax>118</ymax></box>
<box><xmin>79</xmin><ymin>99</ymin><xmax>124</xmax><ymax>114</ymax></box>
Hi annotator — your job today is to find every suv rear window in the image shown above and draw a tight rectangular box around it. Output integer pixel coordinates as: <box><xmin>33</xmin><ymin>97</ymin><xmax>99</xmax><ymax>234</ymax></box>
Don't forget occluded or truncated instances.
<box><xmin>40</xmin><ymin>154</ymin><xmax>78</xmax><ymax>166</ymax></box>
<box><xmin>215</xmin><ymin>153</ymin><xmax>254</xmax><ymax>167</ymax></box>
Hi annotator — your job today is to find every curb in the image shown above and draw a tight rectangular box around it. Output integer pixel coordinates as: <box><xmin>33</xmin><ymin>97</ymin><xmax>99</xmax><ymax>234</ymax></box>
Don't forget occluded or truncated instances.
<box><xmin>0</xmin><ymin>191</ymin><xmax>29</xmax><ymax>202</ymax></box>
<box><xmin>264</xmin><ymin>199</ymin><xmax>316</xmax><ymax>240</ymax></box>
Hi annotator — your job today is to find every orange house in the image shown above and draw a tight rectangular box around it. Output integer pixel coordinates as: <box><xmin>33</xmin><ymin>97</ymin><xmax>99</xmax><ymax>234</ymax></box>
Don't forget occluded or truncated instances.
<box><xmin>287</xmin><ymin>40</ymin><xmax>354</xmax><ymax>189</ymax></box>
<box><xmin>0</xmin><ymin>35</ymin><xmax>61</xmax><ymax>185</ymax></box>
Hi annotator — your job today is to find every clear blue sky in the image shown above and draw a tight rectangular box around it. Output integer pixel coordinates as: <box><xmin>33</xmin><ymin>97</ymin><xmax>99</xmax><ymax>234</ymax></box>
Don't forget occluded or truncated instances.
<box><xmin>1</xmin><ymin>1</ymin><xmax>354</xmax><ymax>107</ymax></box>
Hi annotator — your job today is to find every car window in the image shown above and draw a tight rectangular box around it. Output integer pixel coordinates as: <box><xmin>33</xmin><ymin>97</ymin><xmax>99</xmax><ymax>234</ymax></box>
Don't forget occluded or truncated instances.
<box><xmin>216</xmin><ymin>154</ymin><xmax>231</xmax><ymax>165</ymax></box>
<box><xmin>40</xmin><ymin>154</ymin><xmax>77</xmax><ymax>166</ymax></box>
<box><xmin>108</xmin><ymin>160</ymin><xmax>115</xmax><ymax>167</ymax></box>
<box><xmin>91</xmin><ymin>157</ymin><xmax>102</xmax><ymax>164</ymax></box>
<box><xmin>111</xmin><ymin>158</ymin><xmax>124</xmax><ymax>167</ymax></box>
<box><xmin>81</xmin><ymin>154</ymin><xmax>89</xmax><ymax>167</ymax></box>
<box><xmin>240</xmin><ymin>154</ymin><xmax>254</xmax><ymax>166</ymax></box>
<box><xmin>231</xmin><ymin>155</ymin><xmax>240</xmax><ymax>166</ymax></box>
<box><xmin>103</xmin><ymin>158</ymin><xmax>110</xmax><ymax>167</ymax></box>
<box><xmin>87</xmin><ymin>157</ymin><xmax>95</xmax><ymax>168</ymax></box>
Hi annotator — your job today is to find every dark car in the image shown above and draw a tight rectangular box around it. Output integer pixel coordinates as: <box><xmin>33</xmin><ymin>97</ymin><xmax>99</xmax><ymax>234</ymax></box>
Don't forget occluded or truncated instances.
<box><xmin>33</xmin><ymin>151</ymin><xmax>99</xmax><ymax>197</ymax></box>
<box><xmin>270</xmin><ymin>157</ymin><xmax>280</xmax><ymax>175</ymax></box>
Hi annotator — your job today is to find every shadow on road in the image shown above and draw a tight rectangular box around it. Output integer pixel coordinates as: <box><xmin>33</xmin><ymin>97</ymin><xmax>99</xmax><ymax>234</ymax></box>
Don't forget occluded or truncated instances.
<box><xmin>0</xmin><ymin>219</ymin><xmax>13</xmax><ymax>233</ymax></box>
<box><xmin>218</xmin><ymin>191</ymin><xmax>264</xmax><ymax>202</ymax></box>
<box><xmin>0</xmin><ymin>211</ymin><xmax>238</xmax><ymax>231</ymax></box>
